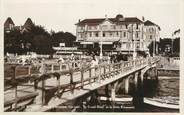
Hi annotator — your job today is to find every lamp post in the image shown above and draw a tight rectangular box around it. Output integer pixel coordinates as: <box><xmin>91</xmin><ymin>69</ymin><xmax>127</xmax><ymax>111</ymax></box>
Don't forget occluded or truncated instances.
<box><xmin>171</xmin><ymin>33</ymin><xmax>174</xmax><ymax>55</ymax></box>
<box><xmin>100</xmin><ymin>40</ymin><xmax>103</xmax><ymax>59</ymax></box>
<box><xmin>100</xmin><ymin>28</ymin><xmax>103</xmax><ymax>59</ymax></box>
<box><xmin>132</xmin><ymin>24</ymin><xmax>136</xmax><ymax>60</ymax></box>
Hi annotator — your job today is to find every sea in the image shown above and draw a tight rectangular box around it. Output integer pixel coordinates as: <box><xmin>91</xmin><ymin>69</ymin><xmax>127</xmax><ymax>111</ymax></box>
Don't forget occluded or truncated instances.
<box><xmin>71</xmin><ymin>75</ymin><xmax>180</xmax><ymax>112</ymax></box>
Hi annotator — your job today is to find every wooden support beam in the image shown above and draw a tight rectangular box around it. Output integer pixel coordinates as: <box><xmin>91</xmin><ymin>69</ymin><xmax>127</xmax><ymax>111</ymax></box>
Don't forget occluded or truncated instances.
<box><xmin>41</xmin><ymin>79</ymin><xmax>46</xmax><ymax>105</ymax></box>
<box><xmin>81</xmin><ymin>70</ymin><xmax>84</xmax><ymax>89</ymax></box>
<box><xmin>125</xmin><ymin>77</ymin><xmax>130</xmax><ymax>94</ymax></box>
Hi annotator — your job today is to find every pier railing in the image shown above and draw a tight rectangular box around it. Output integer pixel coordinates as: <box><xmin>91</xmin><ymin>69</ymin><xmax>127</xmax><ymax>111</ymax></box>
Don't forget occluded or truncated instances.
<box><xmin>4</xmin><ymin>57</ymin><xmax>160</xmax><ymax>110</ymax></box>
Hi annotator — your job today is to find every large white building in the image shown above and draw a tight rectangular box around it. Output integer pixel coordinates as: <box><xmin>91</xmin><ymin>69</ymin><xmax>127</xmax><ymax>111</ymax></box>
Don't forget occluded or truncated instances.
<box><xmin>75</xmin><ymin>14</ymin><xmax>160</xmax><ymax>55</ymax></box>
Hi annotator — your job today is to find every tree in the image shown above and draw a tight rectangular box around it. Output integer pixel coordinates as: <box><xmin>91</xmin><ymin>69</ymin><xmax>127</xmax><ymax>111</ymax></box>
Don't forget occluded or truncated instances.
<box><xmin>147</xmin><ymin>41</ymin><xmax>159</xmax><ymax>56</ymax></box>
<box><xmin>51</xmin><ymin>31</ymin><xmax>76</xmax><ymax>47</ymax></box>
<box><xmin>4</xmin><ymin>29</ymin><xmax>24</xmax><ymax>54</ymax></box>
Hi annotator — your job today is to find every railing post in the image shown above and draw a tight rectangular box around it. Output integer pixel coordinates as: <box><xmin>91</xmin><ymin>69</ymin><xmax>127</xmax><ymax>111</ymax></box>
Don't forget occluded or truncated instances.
<box><xmin>59</xmin><ymin>64</ymin><xmax>62</xmax><ymax>71</ymax></box>
<box><xmin>70</xmin><ymin>71</ymin><xmax>74</xmax><ymax>93</ymax></box>
<box><xmin>28</xmin><ymin>66</ymin><xmax>31</xmax><ymax>75</ymax></box>
<box><xmin>40</xmin><ymin>63</ymin><xmax>46</xmax><ymax>105</ymax></box>
<box><xmin>81</xmin><ymin>70</ymin><xmax>84</xmax><ymax>88</ymax></box>
<box><xmin>98</xmin><ymin>66</ymin><xmax>101</xmax><ymax>83</ymax></box>
<box><xmin>41</xmin><ymin>78</ymin><xmax>46</xmax><ymax>105</ymax></box>
<box><xmin>51</xmin><ymin>64</ymin><xmax>54</xmax><ymax>72</ymax></box>
<box><xmin>104</xmin><ymin>66</ymin><xmax>106</xmax><ymax>74</ymax></box>
<box><xmin>109</xmin><ymin>64</ymin><xmax>111</xmax><ymax>72</ymax></box>
<box><xmin>89</xmin><ymin>68</ymin><xmax>92</xmax><ymax>84</ymax></box>
<box><xmin>12</xmin><ymin>66</ymin><xmax>18</xmax><ymax>110</ymax></box>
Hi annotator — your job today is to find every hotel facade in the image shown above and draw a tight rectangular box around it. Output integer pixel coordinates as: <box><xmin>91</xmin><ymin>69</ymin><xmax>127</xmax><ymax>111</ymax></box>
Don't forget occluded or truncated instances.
<box><xmin>75</xmin><ymin>14</ymin><xmax>160</xmax><ymax>55</ymax></box>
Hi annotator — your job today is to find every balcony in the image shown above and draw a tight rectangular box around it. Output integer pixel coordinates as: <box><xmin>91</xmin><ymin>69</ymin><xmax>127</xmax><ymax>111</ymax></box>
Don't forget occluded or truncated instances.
<box><xmin>86</xmin><ymin>37</ymin><xmax>120</xmax><ymax>42</ymax></box>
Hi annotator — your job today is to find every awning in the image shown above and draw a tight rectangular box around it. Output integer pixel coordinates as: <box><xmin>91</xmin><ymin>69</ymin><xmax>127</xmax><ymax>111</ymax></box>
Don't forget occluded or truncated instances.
<box><xmin>80</xmin><ymin>42</ymin><xmax>94</xmax><ymax>44</ymax></box>
<box><xmin>101</xmin><ymin>42</ymin><xmax>113</xmax><ymax>45</ymax></box>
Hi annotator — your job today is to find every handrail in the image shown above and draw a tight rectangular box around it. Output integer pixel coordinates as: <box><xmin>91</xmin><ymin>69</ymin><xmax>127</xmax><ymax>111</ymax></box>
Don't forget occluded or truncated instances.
<box><xmin>5</xmin><ymin>57</ymin><xmax>159</xmax><ymax>85</ymax></box>
<box><xmin>4</xmin><ymin>57</ymin><xmax>160</xmax><ymax>108</ymax></box>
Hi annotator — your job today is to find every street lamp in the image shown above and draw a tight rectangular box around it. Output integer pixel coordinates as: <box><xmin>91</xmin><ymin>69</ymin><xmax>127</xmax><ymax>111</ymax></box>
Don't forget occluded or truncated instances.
<box><xmin>132</xmin><ymin>24</ymin><xmax>136</xmax><ymax>60</ymax></box>
<box><xmin>100</xmin><ymin>40</ymin><xmax>103</xmax><ymax>59</ymax></box>
<box><xmin>171</xmin><ymin>33</ymin><xmax>174</xmax><ymax>55</ymax></box>
<box><xmin>100</xmin><ymin>28</ymin><xmax>103</xmax><ymax>59</ymax></box>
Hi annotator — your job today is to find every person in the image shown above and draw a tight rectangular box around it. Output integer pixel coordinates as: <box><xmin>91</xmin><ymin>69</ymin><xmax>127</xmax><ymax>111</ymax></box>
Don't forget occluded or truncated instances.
<box><xmin>70</xmin><ymin>53</ymin><xmax>76</xmax><ymax>68</ymax></box>
<box><xmin>21</xmin><ymin>55</ymin><xmax>26</xmax><ymax>65</ymax></box>
<box><xmin>91</xmin><ymin>55</ymin><xmax>99</xmax><ymax>68</ymax></box>
<box><xmin>90</xmin><ymin>55</ymin><xmax>99</xmax><ymax>80</ymax></box>
<box><xmin>58</xmin><ymin>56</ymin><xmax>64</xmax><ymax>63</ymax></box>
<box><xmin>107</xmin><ymin>54</ymin><xmax>111</xmax><ymax>64</ymax></box>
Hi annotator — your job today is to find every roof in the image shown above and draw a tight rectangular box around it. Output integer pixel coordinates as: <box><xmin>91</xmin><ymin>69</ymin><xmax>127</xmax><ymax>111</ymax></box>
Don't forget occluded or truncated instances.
<box><xmin>76</xmin><ymin>17</ymin><xmax>143</xmax><ymax>26</ymax></box>
<box><xmin>4</xmin><ymin>17</ymin><xmax>15</xmax><ymax>28</ymax></box>
<box><xmin>144</xmin><ymin>20</ymin><xmax>161</xmax><ymax>30</ymax></box>
<box><xmin>24</xmin><ymin>18</ymin><xmax>34</xmax><ymax>28</ymax></box>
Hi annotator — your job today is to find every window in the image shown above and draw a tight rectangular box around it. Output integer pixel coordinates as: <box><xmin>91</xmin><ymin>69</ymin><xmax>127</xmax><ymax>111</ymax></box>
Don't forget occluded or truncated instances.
<box><xmin>89</xmin><ymin>32</ymin><xmax>92</xmax><ymax>37</ymax></box>
<box><xmin>123</xmin><ymin>32</ymin><xmax>126</xmax><ymax>37</ymax></box>
<box><xmin>125</xmin><ymin>24</ymin><xmax>128</xmax><ymax>29</ymax></box>
<box><xmin>103</xmin><ymin>32</ymin><xmax>105</xmax><ymax>37</ymax></box>
<box><xmin>110</xmin><ymin>32</ymin><xmax>112</xmax><ymax>36</ymax></box>
<box><xmin>150</xmin><ymin>35</ymin><xmax>152</xmax><ymax>39</ymax></box>
<box><xmin>136</xmin><ymin>24</ymin><xmax>139</xmax><ymax>29</ymax></box>
<box><xmin>136</xmin><ymin>32</ymin><xmax>139</xmax><ymax>38</ymax></box>
<box><xmin>149</xmin><ymin>28</ymin><xmax>154</xmax><ymax>32</ymax></box>
<box><xmin>95</xmin><ymin>32</ymin><xmax>99</xmax><ymax>37</ymax></box>
<box><xmin>102</xmin><ymin>25</ymin><xmax>107</xmax><ymax>29</ymax></box>
<box><xmin>78</xmin><ymin>33</ymin><xmax>81</xmax><ymax>38</ymax></box>
<box><xmin>116</xmin><ymin>32</ymin><xmax>119</xmax><ymax>36</ymax></box>
<box><xmin>88</xmin><ymin>26</ymin><xmax>92</xmax><ymax>30</ymax></box>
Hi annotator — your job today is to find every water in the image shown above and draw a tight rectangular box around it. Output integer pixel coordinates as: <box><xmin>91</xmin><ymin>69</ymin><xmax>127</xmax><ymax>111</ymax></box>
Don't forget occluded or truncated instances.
<box><xmin>52</xmin><ymin>75</ymin><xmax>179</xmax><ymax>112</ymax></box>
<box><xmin>156</xmin><ymin>77</ymin><xmax>179</xmax><ymax>97</ymax></box>
<box><xmin>141</xmin><ymin>76</ymin><xmax>179</xmax><ymax>112</ymax></box>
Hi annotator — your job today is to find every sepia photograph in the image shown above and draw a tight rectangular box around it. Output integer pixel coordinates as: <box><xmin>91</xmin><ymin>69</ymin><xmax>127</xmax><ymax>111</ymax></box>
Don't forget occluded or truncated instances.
<box><xmin>1</xmin><ymin>0</ymin><xmax>182</xmax><ymax>113</ymax></box>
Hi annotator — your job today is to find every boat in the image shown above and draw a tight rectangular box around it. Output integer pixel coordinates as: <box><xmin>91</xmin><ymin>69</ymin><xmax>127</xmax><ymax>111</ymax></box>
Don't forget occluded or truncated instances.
<box><xmin>144</xmin><ymin>97</ymin><xmax>179</xmax><ymax>110</ymax></box>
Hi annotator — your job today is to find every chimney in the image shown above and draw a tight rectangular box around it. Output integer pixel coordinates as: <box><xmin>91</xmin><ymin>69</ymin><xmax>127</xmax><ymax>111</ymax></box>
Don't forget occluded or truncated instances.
<box><xmin>142</xmin><ymin>16</ymin><xmax>145</xmax><ymax>22</ymax></box>
<box><xmin>78</xmin><ymin>19</ymin><xmax>81</xmax><ymax>23</ymax></box>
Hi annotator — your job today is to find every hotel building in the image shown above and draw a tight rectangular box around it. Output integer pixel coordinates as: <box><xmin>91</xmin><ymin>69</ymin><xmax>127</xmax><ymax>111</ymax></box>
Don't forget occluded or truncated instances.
<box><xmin>75</xmin><ymin>14</ymin><xmax>160</xmax><ymax>55</ymax></box>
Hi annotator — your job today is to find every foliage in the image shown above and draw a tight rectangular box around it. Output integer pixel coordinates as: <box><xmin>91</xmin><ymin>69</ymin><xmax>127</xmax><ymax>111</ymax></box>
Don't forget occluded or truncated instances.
<box><xmin>51</xmin><ymin>31</ymin><xmax>76</xmax><ymax>47</ymax></box>
<box><xmin>4</xmin><ymin>24</ymin><xmax>76</xmax><ymax>55</ymax></box>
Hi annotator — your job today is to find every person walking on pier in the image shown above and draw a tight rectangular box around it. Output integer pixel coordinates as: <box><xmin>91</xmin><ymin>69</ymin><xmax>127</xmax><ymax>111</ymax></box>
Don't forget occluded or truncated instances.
<box><xmin>91</xmin><ymin>55</ymin><xmax>99</xmax><ymax>68</ymax></box>
<box><xmin>90</xmin><ymin>55</ymin><xmax>99</xmax><ymax>77</ymax></box>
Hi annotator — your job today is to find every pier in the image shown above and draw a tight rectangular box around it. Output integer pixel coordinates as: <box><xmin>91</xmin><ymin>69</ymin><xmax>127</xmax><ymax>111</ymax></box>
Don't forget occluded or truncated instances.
<box><xmin>4</xmin><ymin>57</ymin><xmax>160</xmax><ymax>112</ymax></box>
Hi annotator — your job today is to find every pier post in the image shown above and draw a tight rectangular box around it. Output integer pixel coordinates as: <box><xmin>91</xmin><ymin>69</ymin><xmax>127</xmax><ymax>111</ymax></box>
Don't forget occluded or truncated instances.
<box><xmin>89</xmin><ymin>68</ymin><xmax>92</xmax><ymax>84</ymax></box>
<box><xmin>12</xmin><ymin>66</ymin><xmax>18</xmax><ymax>110</ymax></box>
<box><xmin>56</xmin><ymin>74</ymin><xmax>60</xmax><ymax>87</ymax></box>
<box><xmin>134</xmin><ymin>72</ymin><xmax>138</xmax><ymax>91</ymax></box>
<box><xmin>70</xmin><ymin>71</ymin><xmax>74</xmax><ymax>93</ymax></box>
<box><xmin>111</xmin><ymin>82</ymin><xmax>118</xmax><ymax>111</ymax></box>
<box><xmin>125</xmin><ymin>77</ymin><xmax>130</xmax><ymax>94</ymax></box>
<box><xmin>41</xmin><ymin>78</ymin><xmax>46</xmax><ymax>105</ymax></box>
<box><xmin>81</xmin><ymin>70</ymin><xmax>84</xmax><ymax>89</ymax></box>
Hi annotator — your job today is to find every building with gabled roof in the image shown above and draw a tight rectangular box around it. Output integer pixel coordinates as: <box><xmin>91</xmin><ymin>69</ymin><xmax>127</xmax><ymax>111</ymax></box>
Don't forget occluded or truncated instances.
<box><xmin>4</xmin><ymin>17</ymin><xmax>35</xmax><ymax>33</ymax></box>
<box><xmin>75</xmin><ymin>14</ymin><xmax>149</xmax><ymax>55</ymax></box>
<box><xmin>4</xmin><ymin>17</ymin><xmax>15</xmax><ymax>33</ymax></box>
<box><xmin>144</xmin><ymin>20</ymin><xmax>161</xmax><ymax>54</ymax></box>
<box><xmin>24</xmin><ymin>18</ymin><xmax>34</xmax><ymax>30</ymax></box>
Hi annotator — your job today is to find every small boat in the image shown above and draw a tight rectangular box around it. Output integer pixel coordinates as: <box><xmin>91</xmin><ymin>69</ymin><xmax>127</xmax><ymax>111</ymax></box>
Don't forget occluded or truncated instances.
<box><xmin>144</xmin><ymin>97</ymin><xmax>179</xmax><ymax>110</ymax></box>
<box><xmin>100</xmin><ymin>96</ymin><xmax>133</xmax><ymax>102</ymax></box>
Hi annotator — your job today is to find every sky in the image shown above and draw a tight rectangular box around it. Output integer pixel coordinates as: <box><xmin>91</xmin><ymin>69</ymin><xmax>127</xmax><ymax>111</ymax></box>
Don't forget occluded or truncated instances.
<box><xmin>1</xmin><ymin>0</ymin><xmax>182</xmax><ymax>38</ymax></box>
